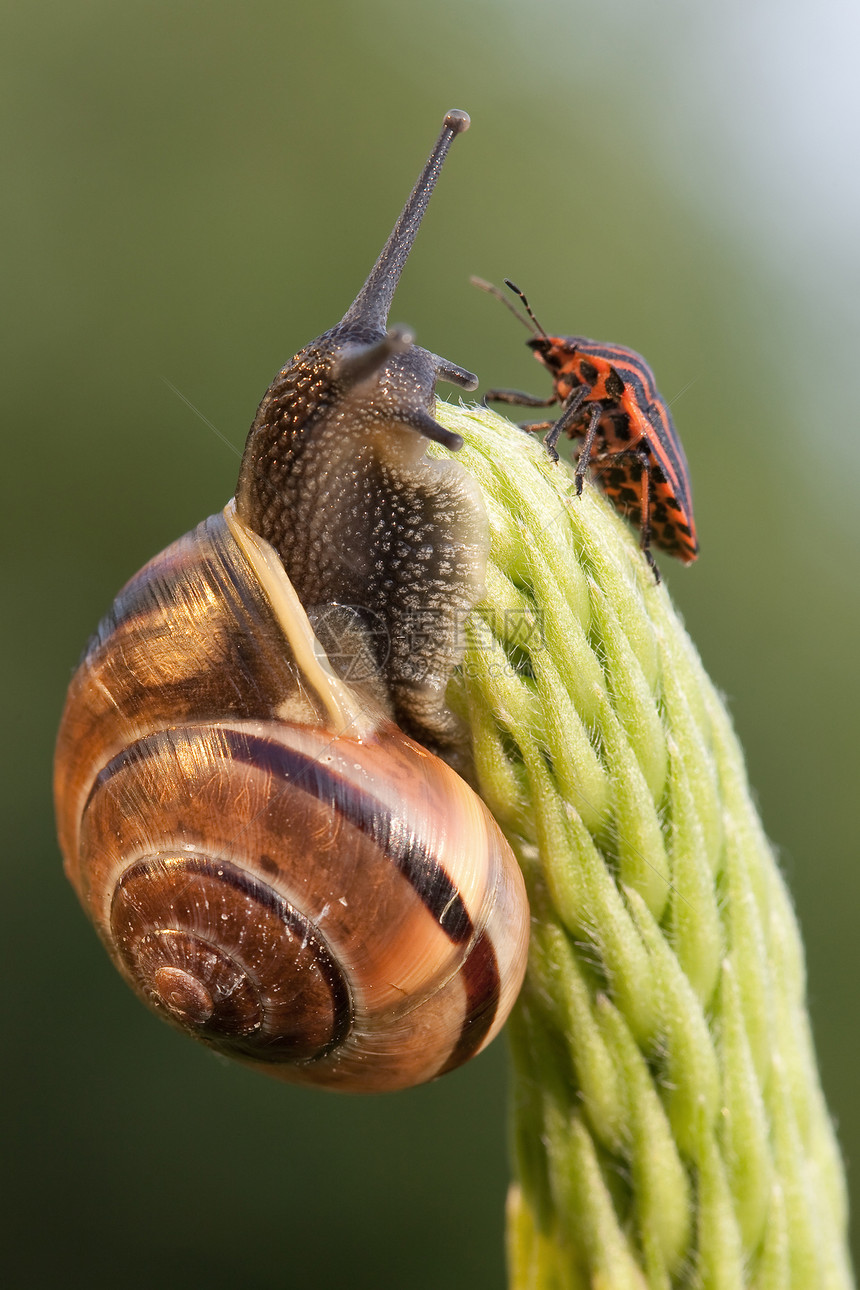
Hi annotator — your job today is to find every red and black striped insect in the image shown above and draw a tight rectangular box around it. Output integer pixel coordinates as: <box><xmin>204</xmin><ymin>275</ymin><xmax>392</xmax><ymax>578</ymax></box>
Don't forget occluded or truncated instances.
<box><xmin>473</xmin><ymin>277</ymin><xmax>698</xmax><ymax>578</ymax></box>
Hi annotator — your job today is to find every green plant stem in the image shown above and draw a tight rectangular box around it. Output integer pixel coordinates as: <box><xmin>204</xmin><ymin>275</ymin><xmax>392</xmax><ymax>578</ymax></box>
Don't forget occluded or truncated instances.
<box><xmin>436</xmin><ymin>403</ymin><xmax>852</xmax><ymax>1290</ymax></box>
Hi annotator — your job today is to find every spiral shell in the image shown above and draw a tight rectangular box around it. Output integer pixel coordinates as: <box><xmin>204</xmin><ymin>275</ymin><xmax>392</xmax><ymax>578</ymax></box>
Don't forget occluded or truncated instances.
<box><xmin>56</xmin><ymin>506</ymin><xmax>528</xmax><ymax>1090</ymax></box>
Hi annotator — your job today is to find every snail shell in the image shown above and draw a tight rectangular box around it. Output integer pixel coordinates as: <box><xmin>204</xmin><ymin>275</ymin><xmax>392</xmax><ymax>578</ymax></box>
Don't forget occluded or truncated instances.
<box><xmin>54</xmin><ymin>110</ymin><xmax>529</xmax><ymax>1092</ymax></box>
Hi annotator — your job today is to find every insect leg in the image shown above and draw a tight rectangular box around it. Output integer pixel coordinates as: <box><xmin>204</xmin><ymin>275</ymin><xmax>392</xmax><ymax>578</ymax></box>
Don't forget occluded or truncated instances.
<box><xmin>519</xmin><ymin>419</ymin><xmax>555</xmax><ymax>433</ymax></box>
<box><xmin>595</xmin><ymin>442</ymin><xmax>661</xmax><ymax>583</ymax></box>
<box><xmin>533</xmin><ymin>386</ymin><xmax>591</xmax><ymax>464</ymax></box>
<box><xmin>483</xmin><ymin>387</ymin><xmax>559</xmax><ymax>408</ymax></box>
<box><xmin>633</xmin><ymin>447</ymin><xmax>660</xmax><ymax>582</ymax></box>
<box><xmin>568</xmin><ymin>400</ymin><xmax>602</xmax><ymax>490</ymax></box>
<box><xmin>483</xmin><ymin>387</ymin><xmax>568</xmax><ymax>447</ymax></box>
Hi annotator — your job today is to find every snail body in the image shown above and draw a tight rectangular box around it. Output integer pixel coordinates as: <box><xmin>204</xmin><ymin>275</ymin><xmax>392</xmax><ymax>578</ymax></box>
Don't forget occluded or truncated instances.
<box><xmin>55</xmin><ymin>111</ymin><xmax>529</xmax><ymax>1092</ymax></box>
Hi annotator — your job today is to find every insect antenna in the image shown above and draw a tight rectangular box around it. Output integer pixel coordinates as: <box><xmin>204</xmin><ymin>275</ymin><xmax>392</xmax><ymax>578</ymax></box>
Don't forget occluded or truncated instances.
<box><xmin>470</xmin><ymin>275</ymin><xmax>546</xmax><ymax>337</ymax></box>
<box><xmin>502</xmin><ymin>280</ymin><xmax>550</xmax><ymax>337</ymax></box>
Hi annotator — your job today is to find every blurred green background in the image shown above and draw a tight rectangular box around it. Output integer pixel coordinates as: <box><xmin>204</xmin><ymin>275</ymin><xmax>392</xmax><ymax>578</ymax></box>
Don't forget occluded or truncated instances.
<box><xmin>5</xmin><ymin>2</ymin><xmax>859</xmax><ymax>1285</ymax></box>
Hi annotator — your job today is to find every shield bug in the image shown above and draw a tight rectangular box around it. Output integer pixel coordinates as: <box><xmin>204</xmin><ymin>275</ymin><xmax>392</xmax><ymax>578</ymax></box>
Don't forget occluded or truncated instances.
<box><xmin>473</xmin><ymin>277</ymin><xmax>698</xmax><ymax>579</ymax></box>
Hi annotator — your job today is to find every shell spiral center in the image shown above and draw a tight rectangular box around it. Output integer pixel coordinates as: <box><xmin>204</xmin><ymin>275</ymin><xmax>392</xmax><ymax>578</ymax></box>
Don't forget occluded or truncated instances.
<box><xmin>110</xmin><ymin>854</ymin><xmax>352</xmax><ymax>1063</ymax></box>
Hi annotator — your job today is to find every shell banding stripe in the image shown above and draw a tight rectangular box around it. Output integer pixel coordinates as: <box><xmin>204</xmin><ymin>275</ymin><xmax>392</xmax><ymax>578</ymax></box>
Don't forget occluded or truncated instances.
<box><xmin>436</xmin><ymin>930</ymin><xmax>501</xmax><ymax>1076</ymax></box>
<box><xmin>210</xmin><ymin>728</ymin><xmax>481</xmax><ymax>944</ymax></box>
<box><xmin>87</xmin><ymin>725</ymin><xmax>477</xmax><ymax>945</ymax></box>
<box><xmin>77</xmin><ymin>716</ymin><xmax>509</xmax><ymax>1083</ymax></box>
<box><xmin>55</xmin><ymin>511</ymin><xmax>351</xmax><ymax>880</ymax></box>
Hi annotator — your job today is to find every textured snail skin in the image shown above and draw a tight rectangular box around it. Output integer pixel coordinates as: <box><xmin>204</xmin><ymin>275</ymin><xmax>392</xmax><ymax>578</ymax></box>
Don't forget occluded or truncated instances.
<box><xmin>236</xmin><ymin>111</ymin><xmax>483</xmax><ymax>767</ymax></box>
<box><xmin>54</xmin><ymin>110</ymin><xmax>530</xmax><ymax>1092</ymax></box>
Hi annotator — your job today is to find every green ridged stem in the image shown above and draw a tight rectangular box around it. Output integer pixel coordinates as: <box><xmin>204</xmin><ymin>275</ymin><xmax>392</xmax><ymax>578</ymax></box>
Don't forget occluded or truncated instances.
<box><xmin>434</xmin><ymin>403</ymin><xmax>852</xmax><ymax>1290</ymax></box>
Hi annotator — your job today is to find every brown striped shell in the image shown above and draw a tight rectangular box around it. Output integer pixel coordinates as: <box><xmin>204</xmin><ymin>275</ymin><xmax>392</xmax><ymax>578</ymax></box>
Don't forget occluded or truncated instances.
<box><xmin>55</xmin><ymin>506</ymin><xmax>528</xmax><ymax>1091</ymax></box>
<box><xmin>54</xmin><ymin>110</ymin><xmax>529</xmax><ymax>1092</ymax></box>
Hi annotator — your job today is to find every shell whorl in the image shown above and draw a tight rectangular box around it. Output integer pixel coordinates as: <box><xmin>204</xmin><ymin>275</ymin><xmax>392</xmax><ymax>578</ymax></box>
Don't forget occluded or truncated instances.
<box><xmin>112</xmin><ymin>852</ymin><xmax>351</xmax><ymax>1062</ymax></box>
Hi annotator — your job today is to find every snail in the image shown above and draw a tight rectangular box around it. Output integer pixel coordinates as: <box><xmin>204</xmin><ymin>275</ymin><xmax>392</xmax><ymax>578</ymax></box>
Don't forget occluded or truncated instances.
<box><xmin>54</xmin><ymin>110</ymin><xmax>530</xmax><ymax>1093</ymax></box>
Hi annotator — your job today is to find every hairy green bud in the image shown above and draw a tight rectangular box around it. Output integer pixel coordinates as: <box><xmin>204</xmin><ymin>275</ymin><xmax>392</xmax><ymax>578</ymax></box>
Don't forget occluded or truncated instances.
<box><xmin>436</xmin><ymin>403</ymin><xmax>852</xmax><ymax>1290</ymax></box>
